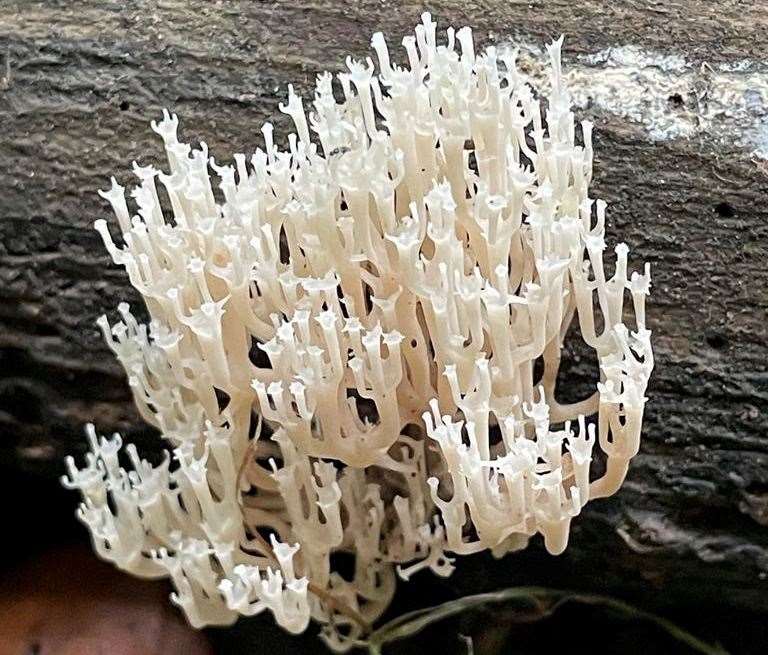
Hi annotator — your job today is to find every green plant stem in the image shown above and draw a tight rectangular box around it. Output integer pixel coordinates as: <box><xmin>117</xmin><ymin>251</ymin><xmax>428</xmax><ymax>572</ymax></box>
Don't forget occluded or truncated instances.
<box><xmin>363</xmin><ymin>587</ymin><xmax>729</xmax><ymax>655</ymax></box>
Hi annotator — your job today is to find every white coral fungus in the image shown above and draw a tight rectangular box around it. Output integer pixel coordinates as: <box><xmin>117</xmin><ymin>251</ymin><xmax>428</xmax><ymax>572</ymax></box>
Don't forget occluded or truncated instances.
<box><xmin>63</xmin><ymin>14</ymin><xmax>653</xmax><ymax>650</ymax></box>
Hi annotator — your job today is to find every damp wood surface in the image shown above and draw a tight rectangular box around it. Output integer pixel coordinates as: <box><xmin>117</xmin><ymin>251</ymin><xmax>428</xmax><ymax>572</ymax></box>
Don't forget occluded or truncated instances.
<box><xmin>1</xmin><ymin>2</ymin><xmax>767</xmax><ymax>653</ymax></box>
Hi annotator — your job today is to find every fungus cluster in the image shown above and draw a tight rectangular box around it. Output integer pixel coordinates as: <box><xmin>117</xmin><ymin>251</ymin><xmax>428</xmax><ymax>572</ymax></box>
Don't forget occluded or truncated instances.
<box><xmin>63</xmin><ymin>14</ymin><xmax>653</xmax><ymax>650</ymax></box>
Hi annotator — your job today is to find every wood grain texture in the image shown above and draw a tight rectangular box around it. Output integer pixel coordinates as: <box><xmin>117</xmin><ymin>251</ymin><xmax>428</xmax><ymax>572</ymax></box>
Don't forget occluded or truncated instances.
<box><xmin>1</xmin><ymin>1</ymin><xmax>767</xmax><ymax>652</ymax></box>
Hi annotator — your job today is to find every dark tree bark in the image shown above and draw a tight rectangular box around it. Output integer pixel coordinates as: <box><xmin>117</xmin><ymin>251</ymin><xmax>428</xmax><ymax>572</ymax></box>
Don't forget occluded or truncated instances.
<box><xmin>1</xmin><ymin>2</ymin><xmax>767</xmax><ymax>653</ymax></box>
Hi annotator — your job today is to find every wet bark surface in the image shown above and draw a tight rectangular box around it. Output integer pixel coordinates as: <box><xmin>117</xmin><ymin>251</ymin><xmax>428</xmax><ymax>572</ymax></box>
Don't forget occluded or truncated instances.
<box><xmin>1</xmin><ymin>2</ymin><xmax>767</xmax><ymax>653</ymax></box>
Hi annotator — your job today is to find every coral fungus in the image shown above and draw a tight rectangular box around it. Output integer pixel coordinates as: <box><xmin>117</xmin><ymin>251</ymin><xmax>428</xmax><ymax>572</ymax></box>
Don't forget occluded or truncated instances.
<box><xmin>63</xmin><ymin>14</ymin><xmax>653</xmax><ymax>650</ymax></box>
